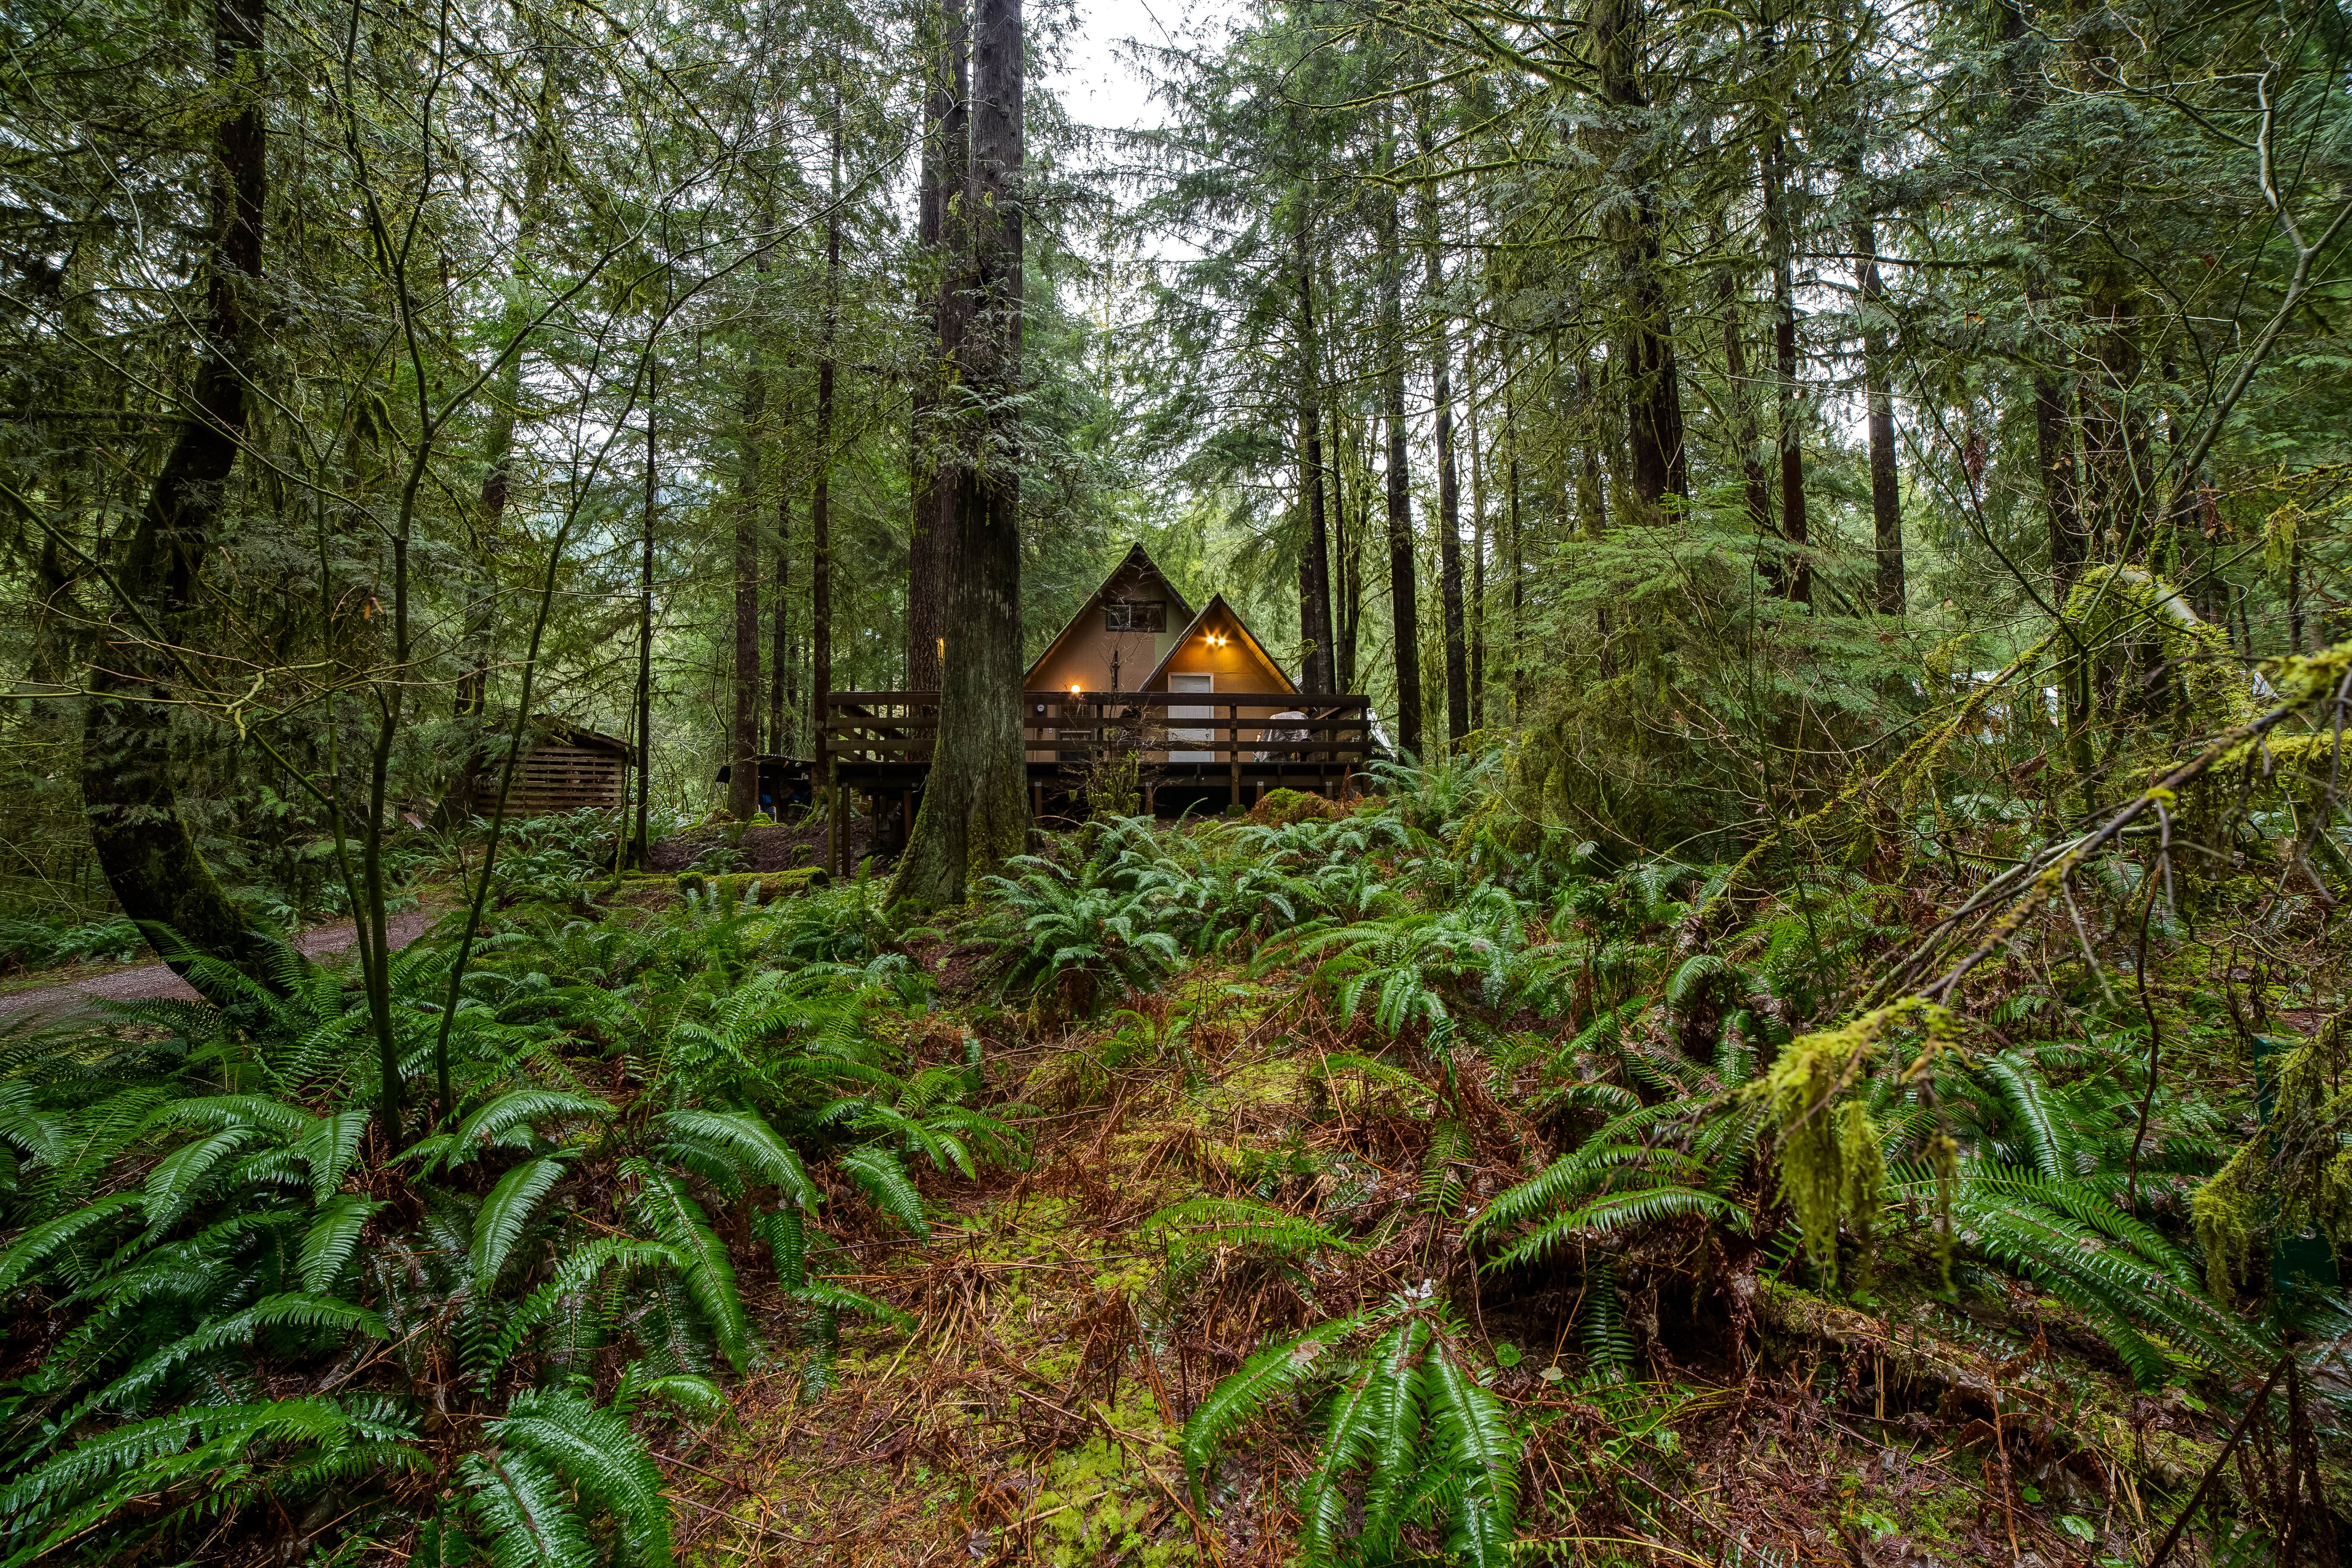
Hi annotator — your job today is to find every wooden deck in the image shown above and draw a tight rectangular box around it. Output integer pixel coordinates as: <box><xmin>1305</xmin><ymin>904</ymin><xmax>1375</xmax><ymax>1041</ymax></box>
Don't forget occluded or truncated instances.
<box><xmin>817</xmin><ymin>690</ymin><xmax>1377</xmax><ymax>868</ymax></box>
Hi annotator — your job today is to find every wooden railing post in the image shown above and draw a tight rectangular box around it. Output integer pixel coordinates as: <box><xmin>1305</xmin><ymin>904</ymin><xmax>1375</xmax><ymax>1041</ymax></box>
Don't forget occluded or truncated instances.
<box><xmin>1228</xmin><ymin>704</ymin><xmax>1240</xmax><ymax>812</ymax></box>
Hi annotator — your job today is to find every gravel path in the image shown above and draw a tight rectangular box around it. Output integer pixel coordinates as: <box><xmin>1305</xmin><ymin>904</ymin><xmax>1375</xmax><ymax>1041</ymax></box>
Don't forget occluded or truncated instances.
<box><xmin>0</xmin><ymin>909</ymin><xmax>442</xmax><ymax>1019</ymax></box>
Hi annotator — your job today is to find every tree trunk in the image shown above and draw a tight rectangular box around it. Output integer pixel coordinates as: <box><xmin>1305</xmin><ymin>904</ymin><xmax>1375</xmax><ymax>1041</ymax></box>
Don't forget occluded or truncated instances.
<box><xmin>1837</xmin><ymin>61</ymin><xmax>1905</xmax><ymax>615</ymax></box>
<box><xmin>634</xmin><ymin>360</ymin><xmax>656</xmax><ymax>868</ymax></box>
<box><xmin>1466</xmin><ymin>343</ymin><xmax>1486</xmax><ymax>730</ymax></box>
<box><xmin>1594</xmin><ymin>0</ymin><xmax>1687</xmax><ymax>513</ymax></box>
<box><xmin>82</xmin><ymin>0</ymin><xmax>284</xmax><ymax>991</ymax></box>
<box><xmin>1377</xmin><ymin>137</ymin><xmax>1423</xmax><ymax>762</ymax></box>
<box><xmin>730</xmin><ymin>361</ymin><xmax>763</xmax><ymax>820</ymax></box>
<box><xmin>440</xmin><ymin>65</ymin><xmax>552</xmax><ymax>830</ymax></box>
<box><xmin>812</xmin><ymin>122</ymin><xmax>841</xmax><ymax>804</ymax></box>
<box><xmin>1332</xmin><ymin>414</ymin><xmax>1361</xmax><ymax>695</ymax></box>
<box><xmin>907</xmin><ymin>0</ymin><xmax>965</xmax><ymax>697</ymax></box>
<box><xmin>892</xmin><ymin>0</ymin><xmax>1026</xmax><ymax>910</ymax></box>
<box><xmin>769</xmin><ymin>496</ymin><xmax>791</xmax><ymax>755</ymax></box>
<box><xmin>2037</xmin><ymin>368</ymin><xmax>2085</xmax><ymax>591</ymax></box>
<box><xmin>1762</xmin><ymin>63</ymin><xmax>1810</xmax><ymax>607</ymax></box>
<box><xmin>1574</xmin><ymin>357</ymin><xmax>1607</xmax><ymax>536</ymax></box>
<box><xmin>1717</xmin><ymin>245</ymin><xmax>1773</xmax><ymax>539</ymax></box>
<box><xmin>1412</xmin><ymin>132</ymin><xmax>1470</xmax><ymax>745</ymax></box>
<box><xmin>1295</xmin><ymin>208</ymin><xmax>1335</xmax><ymax>694</ymax></box>
<box><xmin>1506</xmin><ymin>383</ymin><xmax>1525</xmax><ymax>720</ymax></box>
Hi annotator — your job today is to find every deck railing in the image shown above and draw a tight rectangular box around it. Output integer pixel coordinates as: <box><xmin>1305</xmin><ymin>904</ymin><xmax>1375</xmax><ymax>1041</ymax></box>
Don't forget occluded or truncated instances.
<box><xmin>820</xmin><ymin>689</ymin><xmax>1376</xmax><ymax>785</ymax></box>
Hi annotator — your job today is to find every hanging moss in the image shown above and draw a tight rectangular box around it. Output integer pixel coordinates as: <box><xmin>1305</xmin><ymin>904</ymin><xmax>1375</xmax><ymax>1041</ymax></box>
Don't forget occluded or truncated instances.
<box><xmin>2191</xmin><ymin>1009</ymin><xmax>2352</xmax><ymax>1302</ymax></box>
<box><xmin>1761</xmin><ymin>997</ymin><xmax>1955</xmax><ymax>1287</ymax></box>
<box><xmin>2058</xmin><ymin>565</ymin><xmax>2253</xmax><ymax>734</ymax></box>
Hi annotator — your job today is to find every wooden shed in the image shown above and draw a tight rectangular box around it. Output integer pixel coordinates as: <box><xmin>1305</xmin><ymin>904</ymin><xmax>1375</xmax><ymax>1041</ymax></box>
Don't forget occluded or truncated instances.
<box><xmin>501</xmin><ymin>718</ymin><xmax>636</xmax><ymax>816</ymax></box>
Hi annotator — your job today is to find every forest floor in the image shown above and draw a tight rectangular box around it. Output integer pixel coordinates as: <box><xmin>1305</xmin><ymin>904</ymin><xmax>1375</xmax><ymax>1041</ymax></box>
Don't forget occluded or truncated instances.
<box><xmin>0</xmin><ymin>907</ymin><xmax>441</xmax><ymax>1016</ymax></box>
<box><xmin>651</xmin><ymin>816</ymin><xmax>889</xmax><ymax>875</ymax></box>
<box><xmin>647</xmin><ymin>956</ymin><xmax>2205</xmax><ymax>1568</ymax></box>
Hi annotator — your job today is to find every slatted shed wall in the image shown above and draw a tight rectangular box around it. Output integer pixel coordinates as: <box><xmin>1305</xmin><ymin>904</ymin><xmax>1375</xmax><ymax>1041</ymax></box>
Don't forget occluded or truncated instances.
<box><xmin>502</xmin><ymin>742</ymin><xmax>626</xmax><ymax>815</ymax></box>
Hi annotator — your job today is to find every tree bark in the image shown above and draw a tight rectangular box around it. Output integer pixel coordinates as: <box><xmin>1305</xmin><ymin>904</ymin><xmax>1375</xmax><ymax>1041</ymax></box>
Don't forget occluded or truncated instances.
<box><xmin>1716</xmin><ymin>236</ymin><xmax>1773</xmax><ymax>540</ymax></box>
<box><xmin>1412</xmin><ymin>118</ymin><xmax>1470</xmax><ymax>746</ymax></box>
<box><xmin>1377</xmin><ymin>133</ymin><xmax>1423</xmax><ymax>762</ymax></box>
<box><xmin>1506</xmin><ymin>382</ymin><xmax>1525</xmax><ymax>720</ymax></box>
<box><xmin>769</xmin><ymin>494</ymin><xmax>791</xmax><ymax>755</ymax></box>
<box><xmin>907</xmin><ymin>0</ymin><xmax>965</xmax><ymax>696</ymax></box>
<box><xmin>891</xmin><ymin>0</ymin><xmax>1026</xmax><ymax>910</ymax></box>
<box><xmin>1594</xmin><ymin>0</ymin><xmax>1687</xmax><ymax>513</ymax></box>
<box><xmin>1761</xmin><ymin>41</ymin><xmax>1810</xmax><ymax>607</ymax></box>
<box><xmin>812</xmin><ymin>121</ymin><xmax>841</xmax><ymax>802</ymax></box>
<box><xmin>634</xmin><ymin>360</ymin><xmax>656</xmax><ymax>867</ymax></box>
<box><xmin>82</xmin><ymin>0</ymin><xmax>283</xmax><ymax>990</ymax></box>
<box><xmin>1295</xmin><ymin>208</ymin><xmax>1335</xmax><ymax>695</ymax></box>
<box><xmin>1467</xmin><ymin>362</ymin><xmax>1485</xmax><ymax>732</ymax></box>
<box><xmin>439</xmin><ymin>56</ymin><xmax>553</xmax><ymax>829</ymax></box>
<box><xmin>1332</xmin><ymin>413</ymin><xmax>1361</xmax><ymax>695</ymax></box>
<box><xmin>730</xmin><ymin>359</ymin><xmax>763</xmax><ymax>820</ymax></box>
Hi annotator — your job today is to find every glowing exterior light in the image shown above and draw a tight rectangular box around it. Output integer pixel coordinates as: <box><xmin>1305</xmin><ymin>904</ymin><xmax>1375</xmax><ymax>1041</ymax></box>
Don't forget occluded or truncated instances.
<box><xmin>1070</xmin><ymin>684</ymin><xmax>1082</xmax><ymax>696</ymax></box>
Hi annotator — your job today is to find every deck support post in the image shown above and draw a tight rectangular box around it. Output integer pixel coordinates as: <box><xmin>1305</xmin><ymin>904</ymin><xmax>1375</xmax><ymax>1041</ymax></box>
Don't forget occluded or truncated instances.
<box><xmin>1228</xmin><ymin>704</ymin><xmax>1240</xmax><ymax>814</ymax></box>
<box><xmin>829</xmin><ymin>784</ymin><xmax>846</xmax><ymax>876</ymax></box>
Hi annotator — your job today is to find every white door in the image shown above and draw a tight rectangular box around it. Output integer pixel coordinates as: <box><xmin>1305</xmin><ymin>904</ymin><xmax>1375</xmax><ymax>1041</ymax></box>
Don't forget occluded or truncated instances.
<box><xmin>1169</xmin><ymin>673</ymin><xmax>1214</xmax><ymax>761</ymax></box>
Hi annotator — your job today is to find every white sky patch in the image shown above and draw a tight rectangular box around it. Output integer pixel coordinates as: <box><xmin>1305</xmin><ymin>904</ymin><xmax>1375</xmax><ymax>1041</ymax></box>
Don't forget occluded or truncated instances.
<box><xmin>1048</xmin><ymin>0</ymin><xmax>1226</xmax><ymax>134</ymax></box>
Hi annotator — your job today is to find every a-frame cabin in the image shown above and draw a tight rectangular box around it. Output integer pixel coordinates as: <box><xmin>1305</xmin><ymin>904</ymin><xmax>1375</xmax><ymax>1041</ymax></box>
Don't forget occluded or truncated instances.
<box><xmin>820</xmin><ymin>543</ymin><xmax>1373</xmax><ymax>849</ymax></box>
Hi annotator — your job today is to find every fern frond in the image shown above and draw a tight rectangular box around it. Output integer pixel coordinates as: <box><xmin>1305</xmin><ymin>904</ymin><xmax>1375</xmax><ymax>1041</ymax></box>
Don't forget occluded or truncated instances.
<box><xmin>1420</xmin><ymin>1339</ymin><xmax>1520</xmax><ymax>1568</ymax></box>
<box><xmin>449</xmin><ymin>1090</ymin><xmax>615</xmax><ymax>1165</ymax></box>
<box><xmin>1979</xmin><ymin>1054</ymin><xmax>2073</xmax><ymax>1179</ymax></box>
<box><xmin>837</xmin><ymin>1146</ymin><xmax>928</xmax><ymax>1239</ymax></box>
<box><xmin>460</xmin><ymin>1447</ymin><xmax>593</xmax><ymax>1568</ymax></box>
<box><xmin>0</xmin><ymin>1192</ymin><xmax>144</xmax><ymax>1293</ymax></box>
<box><xmin>1181</xmin><ymin>1311</ymin><xmax>1369</xmax><ymax>1507</ymax></box>
<box><xmin>654</xmin><ymin>1108</ymin><xmax>815</xmax><ymax>1208</ymax></box>
<box><xmin>472</xmin><ymin>1156</ymin><xmax>570</xmax><ymax>1296</ymax></box>
<box><xmin>142</xmin><ymin>1125</ymin><xmax>266</xmax><ymax>1230</ymax></box>
<box><xmin>75</xmin><ymin>1293</ymin><xmax>384</xmax><ymax>1420</ymax></box>
<box><xmin>630</xmin><ymin>1163</ymin><xmax>752</xmax><ymax>1372</ymax></box>
<box><xmin>299</xmin><ymin>1194</ymin><xmax>379</xmax><ymax>1295</ymax></box>
<box><xmin>1354</xmin><ymin>1316</ymin><xmax>1430</xmax><ymax>1555</ymax></box>
<box><xmin>492</xmin><ymin>1388</ymin><xmax>673</xmax><ymax>1567</ymax></box>
<box><xmin>1145</xmin><ymin>1196</ymin><xmax>1359</xmax><ymax>1269</ymax></box>
<box><xmin>1481</xmin><ymin>1185</ymin><xmax>1745</xmax><ymax>1272</ymax></box>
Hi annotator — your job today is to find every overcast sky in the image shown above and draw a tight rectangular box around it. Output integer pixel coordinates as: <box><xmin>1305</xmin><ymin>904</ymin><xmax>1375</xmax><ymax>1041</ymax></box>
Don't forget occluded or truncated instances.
<box><xmin>1048</xmin><ymin>0</ymin><xmax>1223</xmax><ymax>134</ymax></box>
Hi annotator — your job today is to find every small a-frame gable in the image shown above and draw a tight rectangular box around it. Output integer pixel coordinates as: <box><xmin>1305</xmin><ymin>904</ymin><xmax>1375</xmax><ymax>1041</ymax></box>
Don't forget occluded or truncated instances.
<box><xmin>1024</xmin><ymin>543</ymin><xmax>1200</xmax><ymax>693</ymax></box>
<box><xmin>1136</xmin><ymin>595</ymin><xmax>1297</xmax><ymax>695</ymax></box>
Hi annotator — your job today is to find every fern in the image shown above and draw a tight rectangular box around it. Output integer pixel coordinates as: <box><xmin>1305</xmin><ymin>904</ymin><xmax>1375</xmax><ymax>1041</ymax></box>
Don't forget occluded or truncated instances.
<box><xmin>654</xmin><ymin>1108</ymin><xmax>815</xmax><ymax>1208</ymax></box>
<box><xmin>472</xmin><ymin>1156</ymin><xmax>569</xmax><ymax>1295</ymax></box>
<box><xmin>629</xmin><ymin>1163</ymin><xmax>752</xmax><ymax>1372</ymax></box>
<box><xmin>0</xmin><ymin>1192</ymin><xmax>144</xmax><ymax>1292</ymax></box>
<box><xmin>1187</xmin><ymin>1300</ymin><xmax>1519</xmax><ymax>1565</ymax></box>
<box><xmin>299</xmin><ymin>1194</ymin><xmax>378</xmax><ymax>1294</ymax></box>
<box><xmin>837</xmin><ymin>1145</ymin><xmax>928</xmax><ymax>1239</ymax></box>
<box><xmin>461</xmin><ymin>1447</ymin><xmax>594</xmax><ymax>1568</ymax></box>
<box><xmin>1180</xmin><ymin>1312</ymin><xmax>1369</xmax><ymax>1507</ymax></box>
<box><xmin>1144</xmin><ymin>1196</ymin><xmax>1359</xmax><ymax>1272</ymax></box>
<box><xmin>1</xmin><ymin>1398</ymin><xmax>354</xmax><ymax>1566</ymax></box>
<box><xmin>1418</xmin><ymin>1338</ymin><xmax>1520</xmax><ymax>1568</ymax></box>
<box><xmin>491</xmin><ymin>1388</ymin><xmax>673</xmax><ymax>1567</ymax></box>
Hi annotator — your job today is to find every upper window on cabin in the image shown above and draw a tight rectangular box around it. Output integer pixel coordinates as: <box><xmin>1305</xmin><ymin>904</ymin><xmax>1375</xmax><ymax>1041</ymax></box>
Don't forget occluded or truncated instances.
<box><xmin>1104</xmin><ymin>600</ymin><xmax>1166</xmax><ymax>632</ymax></box>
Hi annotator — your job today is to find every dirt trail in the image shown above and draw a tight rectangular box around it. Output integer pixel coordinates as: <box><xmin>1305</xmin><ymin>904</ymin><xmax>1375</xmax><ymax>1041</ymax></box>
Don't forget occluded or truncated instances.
<box><xmin>0</xmin><ymin>909</ymin><xmax>441</xmax><ymax>1018</ymax></box>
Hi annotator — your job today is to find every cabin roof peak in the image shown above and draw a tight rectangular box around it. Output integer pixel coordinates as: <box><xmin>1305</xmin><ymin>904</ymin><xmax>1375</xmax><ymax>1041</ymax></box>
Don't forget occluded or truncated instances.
<box><xmin>1135</xmin><ymin>594</ymin><xmax>1299</xmax><ymax>695</ymax></box>
<box><xmin>1024</xmin><ymin>541</ymin><xmax>1199</xmax><ymax>687</ymax></box>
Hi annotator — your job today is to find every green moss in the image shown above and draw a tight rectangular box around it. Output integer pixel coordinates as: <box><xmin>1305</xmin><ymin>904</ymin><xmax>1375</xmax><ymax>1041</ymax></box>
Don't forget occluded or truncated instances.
<box><xmin>673</xmin><ymin>867</ymin><xmax>830</xmax><ymax>907</ymax></box>
<box><xmin>1255</xmin><ymin>787</ymin><xmax>1336</xmax><ymax>826</ymax></box>
<box><xmin>1761</xmin><ymin>998</ymin><xmax>1954</xmax><ymax>1286</ymax></box>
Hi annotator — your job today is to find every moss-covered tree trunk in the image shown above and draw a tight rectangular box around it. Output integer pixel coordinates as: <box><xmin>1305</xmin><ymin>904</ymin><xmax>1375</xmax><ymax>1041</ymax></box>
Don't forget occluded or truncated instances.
<box><xmin>891</xmin><ymin>0</ymin><xmax>1026</xmax><ymax>911</ymax></box>
<box><xmin>1378</xmin><ymin>119</ymin><xmax>1422</xmax><ymax>763</ymax></box>
<box><xmin>82</xmin><ymin>0</ymin><xmax>281</xmax><ymax>988</ymax></box>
